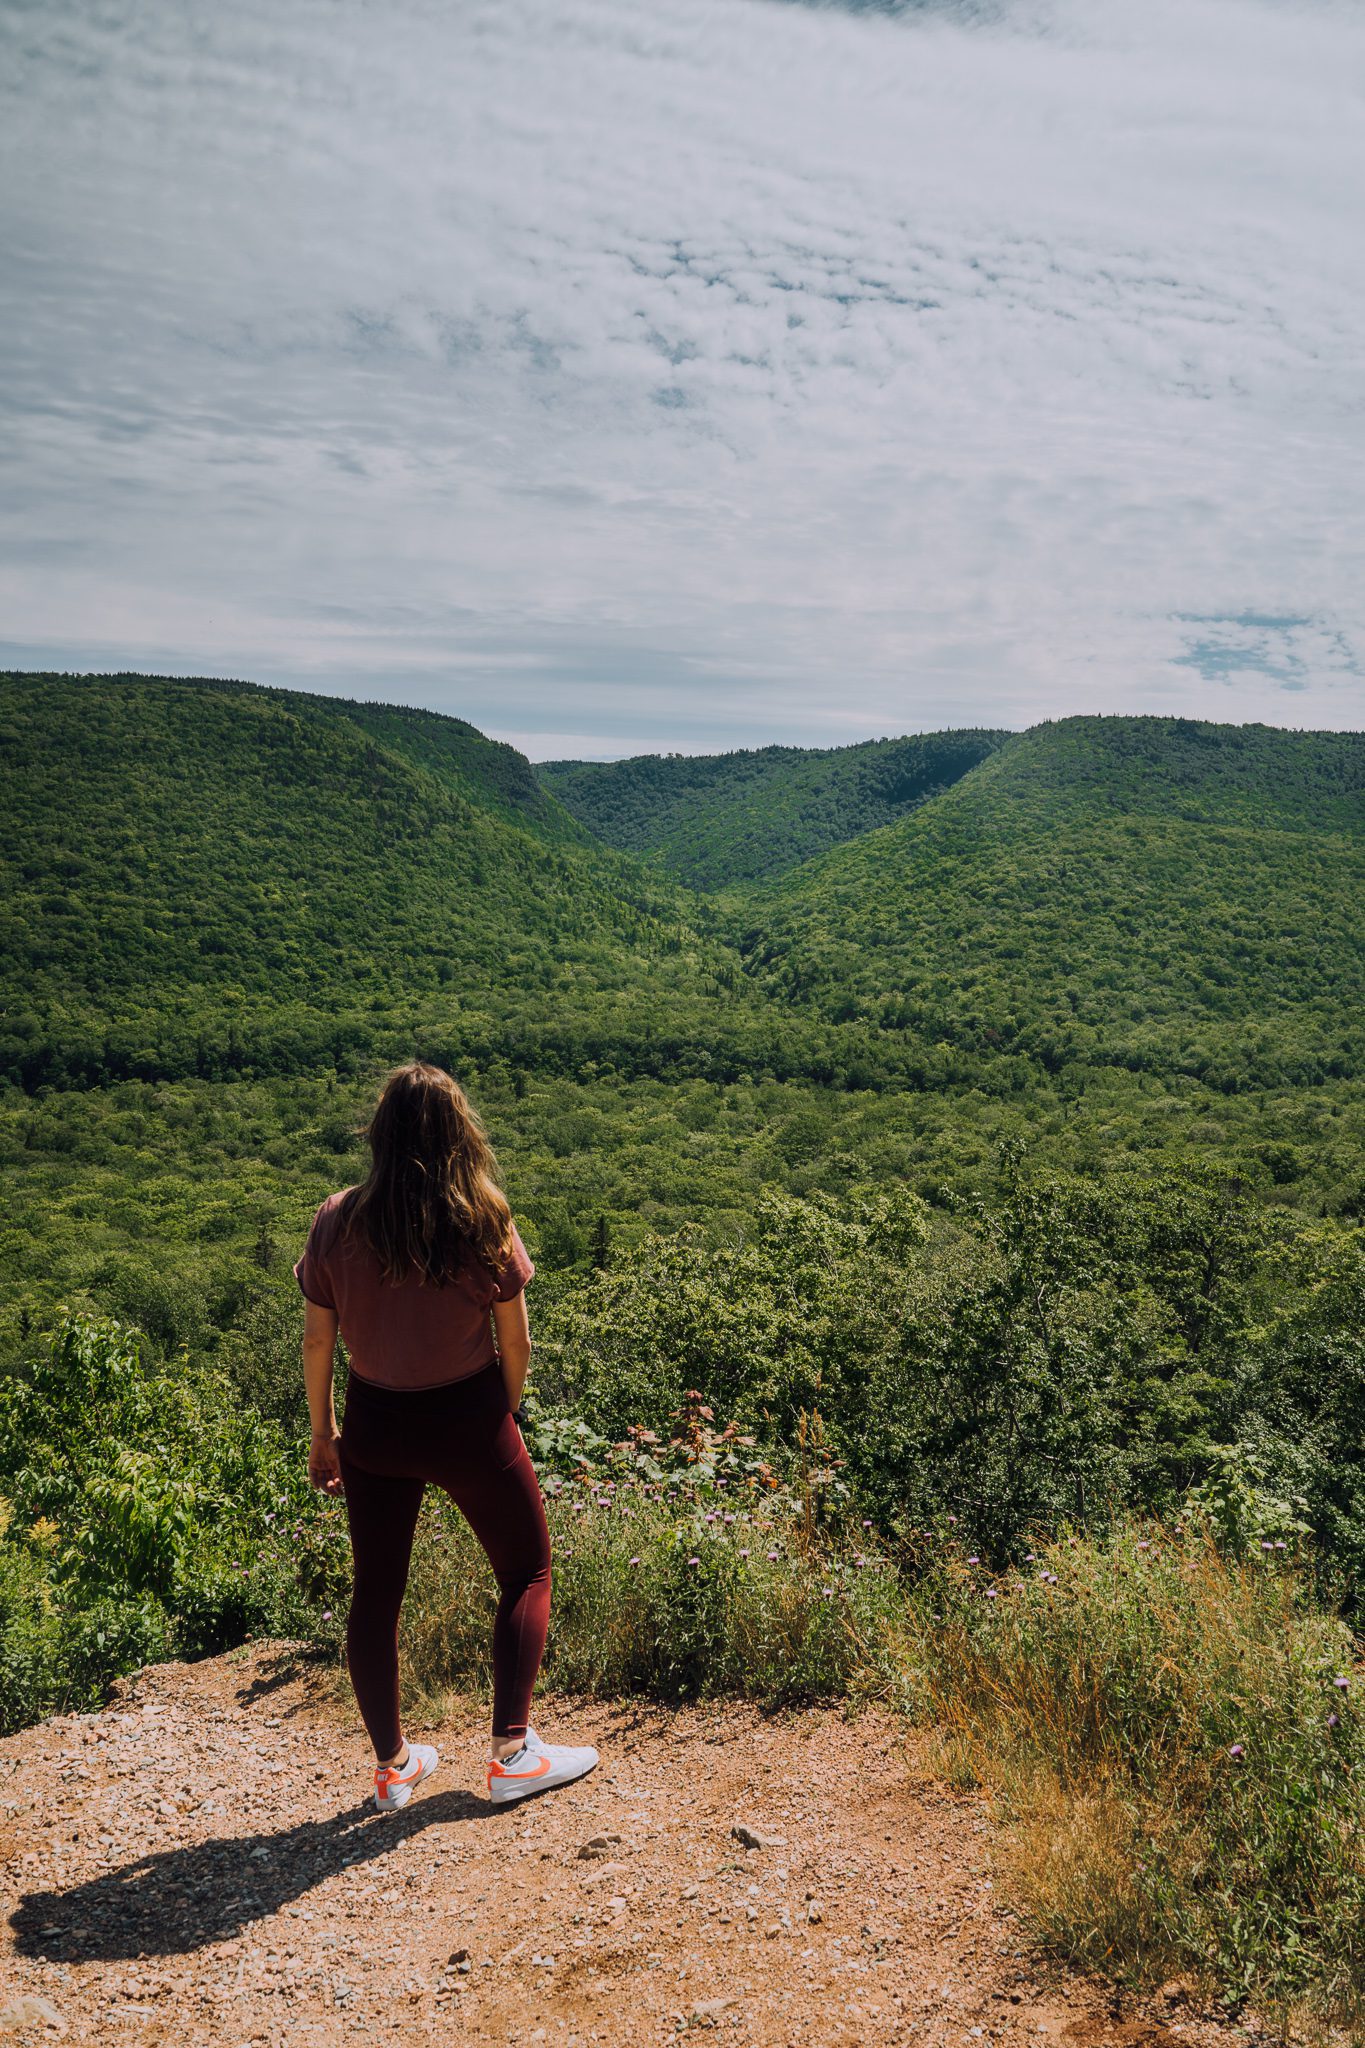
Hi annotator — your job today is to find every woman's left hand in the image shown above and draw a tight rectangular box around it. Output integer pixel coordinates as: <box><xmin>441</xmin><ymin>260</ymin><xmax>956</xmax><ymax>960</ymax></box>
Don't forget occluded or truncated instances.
<box><xmin>308</xmin><ymin>1429</ymin><xmax>344</xmax><ymax>1497</ymax></box>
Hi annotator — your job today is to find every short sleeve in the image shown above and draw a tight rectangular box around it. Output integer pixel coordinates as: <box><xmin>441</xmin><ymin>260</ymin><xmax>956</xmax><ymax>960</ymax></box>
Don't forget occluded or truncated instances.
<box><xmin>491</xmin><ymin>1223</ymin><xmax>535</xmax><ymax>1303</ymax></box>
<box><xmin>294</xmin><ymin>1205</ymin><xmax>337</xmax><ymax>1311</ymax></box>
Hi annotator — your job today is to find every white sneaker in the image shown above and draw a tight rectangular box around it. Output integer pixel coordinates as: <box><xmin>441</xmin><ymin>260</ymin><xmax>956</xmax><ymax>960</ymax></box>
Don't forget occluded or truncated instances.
<box><xmin>373</xmin><ymin>1741</ymin><xmax>439</xmax><ymax>1813</ymax></box>
<box><xmin>487</xmin><ymin>1725</ymin><xmax>599</xmax><ymax>1805</ymax></box>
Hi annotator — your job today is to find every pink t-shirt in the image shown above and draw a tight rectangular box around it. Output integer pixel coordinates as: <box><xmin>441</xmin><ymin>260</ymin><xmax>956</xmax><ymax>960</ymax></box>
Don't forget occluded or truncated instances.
<box><xmin>293</xmin><ymin>1188</ymin><xmax>535</xmax><ymax>1392</ymax></box>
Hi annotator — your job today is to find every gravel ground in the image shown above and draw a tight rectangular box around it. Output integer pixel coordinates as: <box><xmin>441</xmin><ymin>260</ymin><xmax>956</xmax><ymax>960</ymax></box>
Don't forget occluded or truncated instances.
<box><xmin>0</xmin><ymin>1644</ymin><xmax>1262</xmax><ymax>2048</ymax></box>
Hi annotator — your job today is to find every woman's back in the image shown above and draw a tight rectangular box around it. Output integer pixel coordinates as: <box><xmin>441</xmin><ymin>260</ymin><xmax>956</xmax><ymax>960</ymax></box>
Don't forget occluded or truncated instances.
<box><xmin>295</xmin><ymin>1185</ymin><xmax>534</xmax><ymax>1391</ymax></box>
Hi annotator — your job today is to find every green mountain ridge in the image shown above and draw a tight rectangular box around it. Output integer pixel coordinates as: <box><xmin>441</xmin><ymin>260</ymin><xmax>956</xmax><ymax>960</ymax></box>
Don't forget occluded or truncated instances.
<box><xmin>736</xmin><ymin>716</ymin><xmax>1365</xmax><ymax>1088</ymax></box>
<box><xmin>537</xmin><ymin>728</ymin><xmax>1008</xmax><ymax>887</ymax></box>
<box><xmin>3</xmin><ymin>677</ymin><xmax>1363</xmax><ymax>1106</ymax></box>
<box><xmin>0</xmin><ymin>672</ymin><xmax>745</xmax><ymax>1089</ymax></box>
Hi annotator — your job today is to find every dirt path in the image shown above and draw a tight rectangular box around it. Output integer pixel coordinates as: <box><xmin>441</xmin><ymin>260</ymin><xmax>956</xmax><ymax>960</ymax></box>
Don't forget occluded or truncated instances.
<box><xmin>0</xmin><ymin>1646</ymin><xmax>1256</xmax><ymax>2048</ymax></box>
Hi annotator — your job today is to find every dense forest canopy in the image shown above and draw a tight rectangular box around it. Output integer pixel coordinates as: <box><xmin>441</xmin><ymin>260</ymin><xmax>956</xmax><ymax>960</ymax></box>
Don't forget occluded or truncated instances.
<box><xmin>537</xmin><ymin>728</ymin><xmax>1008</xmax><ymax>887</ymax></box>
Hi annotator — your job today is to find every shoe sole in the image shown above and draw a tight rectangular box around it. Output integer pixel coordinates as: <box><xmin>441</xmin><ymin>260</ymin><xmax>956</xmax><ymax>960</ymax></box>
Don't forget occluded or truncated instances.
<box><xmin>489</xmin><ymin>1756</ymin><xmax>600</xmax><ymax>1807</ymax></box>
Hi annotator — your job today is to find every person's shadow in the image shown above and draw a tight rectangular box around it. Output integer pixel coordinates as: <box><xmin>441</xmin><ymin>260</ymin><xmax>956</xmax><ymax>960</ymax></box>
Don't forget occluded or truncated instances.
<box><xmin>11</xmin><ymin>1784</ymin><xmax>500</xmax><ymax>1961</ymax></box>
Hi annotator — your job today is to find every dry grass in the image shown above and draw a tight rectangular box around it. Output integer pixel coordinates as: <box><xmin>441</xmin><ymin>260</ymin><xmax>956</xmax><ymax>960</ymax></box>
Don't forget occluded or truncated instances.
<box><xmin>901</xmin><ymin>1518</ymin><xmax>1365</xmax><ymax>2029</ymax></box>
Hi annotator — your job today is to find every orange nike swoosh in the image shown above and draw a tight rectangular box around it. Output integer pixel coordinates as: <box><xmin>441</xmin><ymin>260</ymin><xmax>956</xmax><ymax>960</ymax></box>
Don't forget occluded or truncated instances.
<box><xmin>491</xmin><ymin>1755</ymin><xmax>551</xmax><ymax>1781</ymax></box>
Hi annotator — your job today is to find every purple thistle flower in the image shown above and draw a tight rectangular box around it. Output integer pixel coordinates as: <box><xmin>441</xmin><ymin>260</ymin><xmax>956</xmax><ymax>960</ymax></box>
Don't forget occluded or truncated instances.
<box><xmin>1327</xmin><ymin>1713</ymin><xmax>1340</xmax><ymax>1729</ymax></box>
<box><xmin>985</xmin><ymin>1588</ymin><xmax>998</xmax><ymax>1599</ymax></box>
<box><xmin>687</xmin><ymin>1556</ymin><xmax>700</xmax><ymax>1567</ymax></box>
<box><xmin>738</xmin><ymin>1547</ymin><xmax>750</xmax><ymax>1558</ymax></box>
<box><xmin>1137</xmin><ymin>1541</ymin><xmax>1150</xmax><ymax>1551</ymax></box>
<box><xmin>1228</xmin><ymin>1743</ymin><xmax>1244</xmax><ymax>1759</ymax></box>
<box><xmin>1274</xmin><ymin>1539</ymin><xmax>1287</xmax><ymax>1550</ymax></box>
<box><xmin>629</xmin><ymin>1556</ymin><xmax>641</xmax><ymax>1567</ymax></box>
<box><xmin>1261</xmin><ymin>1541</ymin><xmax>1273</xmax><ymax>1552</ymax></box>
<box><xmin>767</xmin><ymin>1550</ymin><xmax>779</xmax><ymax>1562</ymax></box>
<box><xmin>967</xmin><ymin>1555</ymin><xmax>980</xmax><ymax>1566</ymax></box>
<box><xmin>322</xmin><ymin>1610</ymin><xmax>333</xmax><ymax>1622</ymax></box>
<box><xmin>1334</xmin><ymin>1675</ymin><xmax>1350</xmax><ymax>1689</ymax></box>
<box><xmin>862</xmin><ymin>1519</ymin><xmax>872</xmax><ymax>1529</ymax></box>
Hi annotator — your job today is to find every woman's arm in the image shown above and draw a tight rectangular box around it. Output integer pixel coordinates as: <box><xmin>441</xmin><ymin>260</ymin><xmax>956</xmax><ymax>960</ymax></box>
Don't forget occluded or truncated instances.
<box><xmin>303</xmin><ymin>1298</ymin><xmax>344</xmax><ymax>1495</ymax></box>
<box><xmin>492</xmin><ymin>1293</ymin><xmax>532</xmax><ymax>1411</ymax></box>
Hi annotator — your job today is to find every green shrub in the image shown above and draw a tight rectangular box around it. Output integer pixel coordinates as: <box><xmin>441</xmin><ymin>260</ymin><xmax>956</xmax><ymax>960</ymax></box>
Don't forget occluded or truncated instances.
<box><xmin>395</xmin><ymin>1468</ymin><xmax>904</xmax><ymax>1721</ymax></box>
<box><xmin>0</xmin><ymin>1314</ymin><xmax>348</xmax><ymax>1729</ymax></box>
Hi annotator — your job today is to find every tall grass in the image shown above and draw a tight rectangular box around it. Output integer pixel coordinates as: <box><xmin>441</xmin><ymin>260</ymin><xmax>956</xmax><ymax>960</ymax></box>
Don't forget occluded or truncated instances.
<box><xmin>395</xmin><ymin>1468</ymin><xmax>906</xmax><ymax>1720</ymax></box>
<box><xmin>898</xmin><ymin>1519</ymin><xmax>1365</xmax><ymax>2029</ymax></box>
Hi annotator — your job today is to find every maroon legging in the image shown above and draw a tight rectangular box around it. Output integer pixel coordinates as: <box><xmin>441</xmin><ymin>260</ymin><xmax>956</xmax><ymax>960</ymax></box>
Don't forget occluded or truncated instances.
<box><xmin>338</xmin><ymin>1361</ymin><xmax>552</xmax><ymax>1756</ymax></box>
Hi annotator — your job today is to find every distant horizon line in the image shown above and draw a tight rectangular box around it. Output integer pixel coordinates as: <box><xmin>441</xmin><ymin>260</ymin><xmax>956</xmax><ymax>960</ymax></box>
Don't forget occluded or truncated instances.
<box><xmin>3</xmin><ymin>666</ymin><xmax>1363</xmax><ymax>761</ymax></box>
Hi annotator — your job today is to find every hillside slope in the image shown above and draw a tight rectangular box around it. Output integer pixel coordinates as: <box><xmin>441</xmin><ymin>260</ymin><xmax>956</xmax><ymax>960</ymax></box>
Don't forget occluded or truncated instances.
<box><xmin>538</xmin><ymin>729</ymin><xmax>1006</xmax><ymax>888</ymax></box>
<box><xmin>0</xmin><ymin>673</ymin><xmax>742</xmax><ymax>1088</ymax></box>
<box><xmin>737</xmin><ymin>716</ymin><xmax>1365</xmax><ymax>1087</ymax></box>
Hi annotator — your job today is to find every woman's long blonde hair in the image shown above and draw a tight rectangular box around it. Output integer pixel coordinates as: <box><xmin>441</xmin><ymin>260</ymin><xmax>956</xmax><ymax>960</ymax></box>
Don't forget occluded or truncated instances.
<box><xmin>340</xmin><ymin>1062</ymin><xmax>514</xmax><ymax>1286</ymax></box>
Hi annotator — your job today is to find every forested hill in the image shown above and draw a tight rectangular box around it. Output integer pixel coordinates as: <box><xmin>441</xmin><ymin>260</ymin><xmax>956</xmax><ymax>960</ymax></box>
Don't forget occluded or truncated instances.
<box><xmin>3</xmin><ymin>678</ymin><xmax>1363</xmax><ymax>1101</ymax></box>
<box><xmin>738</xmin><ymin>716</ymin><xmax>1365</xmax><ymax>1089</ymax></box>
<box><xmin>537</xmin><ymin>729</ymin><xmax>1006</xmax><ymax>887</ymax></box>
<box><xmin>0</xmin><ymin>672</ymin><xmax>750</xmax><ymax>1089</ymax></box>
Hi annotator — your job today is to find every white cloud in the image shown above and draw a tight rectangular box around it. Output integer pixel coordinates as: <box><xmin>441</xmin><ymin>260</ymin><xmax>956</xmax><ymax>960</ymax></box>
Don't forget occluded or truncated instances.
<box><xmin>1</xmin><ymin>0</ymin><xmax>1362</xmax><ymax>750</ymax></box>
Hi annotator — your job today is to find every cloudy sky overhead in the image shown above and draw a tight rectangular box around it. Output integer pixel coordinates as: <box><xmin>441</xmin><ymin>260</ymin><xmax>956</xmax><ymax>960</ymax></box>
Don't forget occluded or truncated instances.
<box><xmin>2</xmin><ymin>0</ymin><xmax>1362</xmax><ymax>755</ymax></box>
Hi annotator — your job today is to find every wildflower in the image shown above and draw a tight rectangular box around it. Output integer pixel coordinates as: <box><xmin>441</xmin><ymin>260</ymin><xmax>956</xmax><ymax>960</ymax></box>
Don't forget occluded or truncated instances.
<box><xmin>767</xmin><ymin>1550</ymin><xmax>779</xmax><ymax>1562</ymax></box>
<box><xmin>687</xmin><ymin>1556</ymin><xmax>700</xmax><ymax>1568</ymax></box>
<box><xmin>1137</xmin><ymin>1541</ymin><xmax>1150</xmax><ymax>1551</ymax></box>
<box><xmin>947</xmin><ymin>1515</ymin><xmax>958</xmax><ymax>1525</ymax></box>
<box><xmin>1260</xmin><ymin>1541</ymin><xmax>1273</xmax><ymax>1552</ymax></box>
<box><xmin>967</xmin><ymin>1555</ymin><xmax>980</xmax><ymax>1566</ymax></box>
<box><xmin>1327</xmin><ymin>1713</ymin><xmax>1340</xmax><ymax>1729</ymax></box>
<box><xmin>1334</xmin><ymin>1675</ymin><xmax>1350</xmax><ymax>1690</ymax></box>
<box><xmin>985</xmin><ymin>1588</ymin><xmax>998</xmax><ymax>1599</ymax></box>
<box><xmin>1228</xmin><ymin>1744</ymin><xmax>1244</xmax><ymax>1759</ymax></box>
<box><xmin>1273</xmin><ymin>1539</ymin><xmax>1286</xmax><ymax>1550</ymax></box>
<box><xmin>822</xmin><ymin>1587</ymin><xmax>834</xmax><ymax>1599</ymax></box>
<box><xmin>738</xmin><ymin>1548</ymin><xmax>750</xmax><ymax>1558</ymax></box>
<box><xmin>862</xmin><ymin>1519</ymin><xmax>872</xmax><ymax>1529</ymax></box>
<box><xmin>322</xmin><ymin>1610</ymin><xmax>333</xmax><ymax>1622</ymax></box>
<box><xmin>724</xmin><ymin>1514</ymin><xmax>736</xmax><ymax>1524</ymax></box>
<box><xmin>705</xmin><ymin>1513</ymin><xmax>718</xmax><ymax>1524</ymax></box>
<box><xmin>1024</xmin><ymin>1553</ymin><xmax>1036</xmax><ymax>1563</ymax></box>
<box><xmin>629</xmin><ymin>1557</ymin><xmax>641</xmax><ymax>1568</ymax></box>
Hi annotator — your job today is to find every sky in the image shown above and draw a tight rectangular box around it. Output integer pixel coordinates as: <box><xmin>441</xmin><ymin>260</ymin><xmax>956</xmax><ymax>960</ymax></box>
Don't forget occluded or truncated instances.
<box><xmin>2</xmin><ymin>0</ymin><xmax>1362</xmax><ymax>758</ymax></box>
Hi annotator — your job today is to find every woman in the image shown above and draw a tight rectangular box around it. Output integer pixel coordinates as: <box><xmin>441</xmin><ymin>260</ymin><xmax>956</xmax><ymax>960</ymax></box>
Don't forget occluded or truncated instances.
<box><xmin>294</xmin><ymin>1060</ymin><xmax>597</xmax><ymax>1813</ymax></box>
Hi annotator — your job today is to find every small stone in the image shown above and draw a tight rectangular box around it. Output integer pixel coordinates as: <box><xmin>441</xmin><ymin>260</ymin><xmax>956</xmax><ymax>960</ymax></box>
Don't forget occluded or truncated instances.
<box><xmin>577</xmin><ymin>1833</ymin><xmax>623</xmax><ymax>1860</ymax></box>
<box><xmin>1158</xmin><ymin>1979</ymin><xmax>1190</xmax><ymax>2005</ymax></box>
<box><xmin>730</xmin><ymin>1824</ymin><xmax>786</xmax><ymax>1850</ymax></box>
<box><xmin>806</xmin><ymin>1901</ymin><xmax>823</xmax><ymax>1924</ymax></box>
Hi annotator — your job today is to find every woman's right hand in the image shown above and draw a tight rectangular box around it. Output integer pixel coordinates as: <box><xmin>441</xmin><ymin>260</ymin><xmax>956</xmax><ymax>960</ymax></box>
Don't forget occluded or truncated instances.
<box><xmin>308</xmin><ymin>1429</ymin><xmax>344</xmax><ymax>1497</ymax></box>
